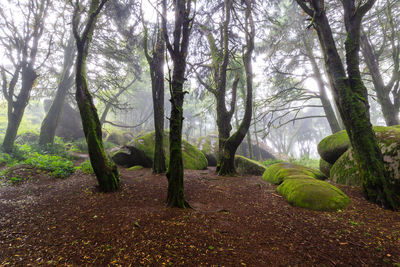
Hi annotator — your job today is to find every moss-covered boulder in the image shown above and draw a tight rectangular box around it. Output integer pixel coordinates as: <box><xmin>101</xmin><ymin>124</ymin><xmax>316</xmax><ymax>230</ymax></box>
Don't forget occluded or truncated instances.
<box><xmin>262</xmin><ymin>162</ymin><xmax>327</xmax><ymax>185</ymax></box>
<box><xmin>205</xmin><ymin>153</ymin><xmax>217</xmax><ymax>167</ymax></box>
<box><xmin>131</xmin><ymin>132</ymin><xmax>208</xmax><ymax>170</ymax></box>
<box><xmin>317</xmin><ymin>130</ymin><xmax>350</xmax><ymax>164</ymax></box>
<box><xmin>234</xmin><ymin>155</ymin><xmax>266</xmax><ymax>176</ymax></box>
<box><xmin>112</xmin><ymin>146</ymin><xmax>153</xmax><ymax>168</ymax></box>
<box><xmin>106</xmin><ymin>131</ymin><xmax>131</xmax><ymax>146</ymax></box>
<box><xmin>128</xmin><ymin>165</ymin><xmax>143</xmax><ymax>171</ymax></box>
<box><xmin>277</xmin><ymin>178</ymin><xmax>350</xmax><ymax>211</ymax></box>
<box><xmin>330</xmin><ymin>126</ymin><xmax>400</xmax><ymax>192</ymax></box>
<box><xmin>319</xmin><ymin>158</ymin><xmax>332</xmax><ymax>177</ymax></box>
<box><xmin>15</xmin><ymin>131</ymin><xmax>39</xmax><ymax>145</ymax></box>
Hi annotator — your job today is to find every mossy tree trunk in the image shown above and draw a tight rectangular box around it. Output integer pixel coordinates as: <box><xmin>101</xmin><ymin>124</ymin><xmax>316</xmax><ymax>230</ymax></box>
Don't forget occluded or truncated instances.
<box><xmin>162</xmin><ymin>0</ymin><xmax>193</xmax><ymax>208</ymax></box>
<box><xmin>196</xmin><ymin>0</ymin><xmax>239</xmax><ymax>171</ymax></box>
<box><xmin>143</xmin><ymin>15</ymin><xmax>166</xmax><ymax>174</ymax></box>
<box><xmin>297</xmin><ymin>0</ymin><xmax>398</xmax><ymax>209</ymax></box>
<box><xmin>218</xmin><ymin>0</ymin><xmax>255</xmax><ymax>176</ymax></box>
<box><xmin>1</xmin><ymin>0</ymin><xmax>49</xmax><ymax>153</ymax></box>
<box><xmin>39</xmin><ymin>34</ymin><xmax>75</xmax><ymax>146</ymax></box>
<box><xmin>72</xmin><ymin>0</ymin><xmax>119</xmax><ymax>192</ymax></box>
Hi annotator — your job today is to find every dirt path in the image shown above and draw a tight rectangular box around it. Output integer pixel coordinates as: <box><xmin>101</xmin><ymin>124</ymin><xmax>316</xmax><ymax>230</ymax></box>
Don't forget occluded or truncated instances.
<box><xmin>0</xmin><ymin>167</ymin><xmax>399</xmax><ymax>266</ymax></box>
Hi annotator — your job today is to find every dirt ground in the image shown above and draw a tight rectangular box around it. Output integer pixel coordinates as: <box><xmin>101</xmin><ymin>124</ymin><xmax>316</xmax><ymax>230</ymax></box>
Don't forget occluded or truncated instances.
<box><xmin>0</xmin><ymin>166</ymin><xmax>399</xmax><ymax>266</ymax></box>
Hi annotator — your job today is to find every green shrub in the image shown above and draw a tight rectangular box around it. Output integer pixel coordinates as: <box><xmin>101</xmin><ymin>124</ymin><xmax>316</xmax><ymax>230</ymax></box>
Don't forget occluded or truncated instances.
<box><xmin>76</xmin><ymin>160</ymin><xmax>94</xmax><ymax>174</ymax></box>
<box><xmin>0</xmin><ymin>153</ymin><xmax>17</xmax><ymax>165</ymax></box>
<box><xmin>24</xmin><ymin>153</ymin><xmax>75</xmax><ymax>178</ymax></box>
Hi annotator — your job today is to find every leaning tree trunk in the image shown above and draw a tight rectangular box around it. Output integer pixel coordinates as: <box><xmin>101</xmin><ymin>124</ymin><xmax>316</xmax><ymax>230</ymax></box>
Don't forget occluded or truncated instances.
<box><xmin>39</xmin><ymin>37</ymin><xmax>75</xmax><ymax>146</ymax></box>
<box><xmin>360</xmin><ymin>33</ymin><xmax>400</xmax><ymax>126</ymax></box>
<box><xmin>297</xmin><ymin>0</ymin><xmax>397</xmax><ymax>209</ymax></box>
<box><xmin>218</xmin><ymin>0</ymin><xmax>254</xmax><ymax>175</ymax></box>
<box><xmin>2</xmin><ymin>67</ymin><xmax>37</xmax><ymax>153</ymax></box>
<box><xmin>72</xmin><ymin>0</ymin><xmax>119</xmax><ymax>192</ymax></box>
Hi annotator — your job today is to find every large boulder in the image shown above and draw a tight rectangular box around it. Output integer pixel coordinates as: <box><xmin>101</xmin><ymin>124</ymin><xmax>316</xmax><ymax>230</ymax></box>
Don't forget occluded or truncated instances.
<box><xmin>44</xmin><ymin>100</ymin><xmax>84</xmax><ymax>140</ymax></box>
<box><xmin>234</xmin><ymin>155</ymin><xmax>266</xmax><ymax>176</ymax></box>
<box><xmin>111</xmin><ymin>146</ymin><xmax>152</xmax><ymax>168</ymax></box>
<box><xmin>319</xmin><ymin>158</ymin><xmax>332</xmax><ymax>177</ymax></box>
<box><xmin>277</xmin><ymin>178</ymin><xmax>350</xmax><ymax>211</ymax></box>
<box><xmin>317</xmin><ymin>130</ymin><xmax>350</xmax><ymax>164</ymax></box>
<box><xmin>330</xmin><ymin>126</ymin><xmax>400</xmax><ymax>192</ymax></box>
<box><xmin>130</xmin><ymin>132</ymin><xmax>208</xmax><ymax>170</ymax></box>
<box><xmin>105</xmin><ymin>131</ymin><xmax>131</xmax><ymax>145</ymax></box>
<box><xmin>262</xmin><ymin>162</ymin><xmax>327</xmax><ymax>185</ymax></box>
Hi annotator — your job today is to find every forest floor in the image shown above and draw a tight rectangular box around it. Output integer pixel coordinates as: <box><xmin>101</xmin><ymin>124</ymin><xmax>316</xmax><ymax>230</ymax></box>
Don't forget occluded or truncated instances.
<box><xmin>0</xmin><ymin>166</ymin><xmax>399</xmax><ymax>266</ymax></box>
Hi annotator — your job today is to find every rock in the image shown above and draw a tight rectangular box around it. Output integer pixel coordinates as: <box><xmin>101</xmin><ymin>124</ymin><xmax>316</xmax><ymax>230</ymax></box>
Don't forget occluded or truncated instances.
<box><xmin>111</xmin><ymin>146</ymin><xmax>152</xmax><ymax>168</ymax></box>
<box><xmin>15</xmin><ymin>131</ymin><xmax>39</xmax><ymax>145</ymax></box>
<box><xmin>330</xmin><ymin>126</ymin><xmax>400</xmax><ymax>194</ymax></box>
<box><xmin>128</xmin><ymin>165</ymin><xmax>143</xmax><ymax>171</ymax></box>
<box><xmin>106</xmin><ymin>131</ymin><xmax>130</xmax><ymax>145</ymax></box>
<box><xmin>130</xmin><ymin>132</ymin><xmax>208</xmax><ymax>170</ymax></box>
<box><xmin>234</xmin><ymin>155</ymin><xmax>266</xmax><ymax>176</ymax></box>
<box><xmin>277</xmin><ymin>178</ymin><xmax>350</xmax><ymax>211</ymax></box>
<box><xmin>319</xmin><ymin>158</ymin><xmax>332</xmax><ymax>177</ymax></box>
<box><xmin>262</xmin><ymin>162</ymin><xmax>327</xmax><ymax>185</ymax></box>
<box><xmin>205</xmin><ymin>153</ymin><xmax>217</xmax><ymax>167</ymax></box>
<box><xmin>317</xmin><ymin>130</ymin><xmax>350</xmax><ymax>164</ymax></box>
<box><xmin>44</xmin><ymin>100</ymin><xmax>84</xmax><ymax>140</ymax></box>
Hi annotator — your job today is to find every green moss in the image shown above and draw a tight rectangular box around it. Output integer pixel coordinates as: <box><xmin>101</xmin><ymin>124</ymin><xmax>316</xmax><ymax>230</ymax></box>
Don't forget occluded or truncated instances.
<box><xmin>234</xmin><ymin>155</ymin><xmax>266</xmax><ymax>176</ymax></box>
<box><xmin>277</xmin><ymin>178</ymin><xmax>350</xmax><ymax>211</ymax></box>
<box><xmin>131</xmin><ymin>131</ymin><xmax>207</xmax><ymax>170</ymax></box>
<box><xmin>262</xmin><ymin>162</ymin><xmax>327</xmax><ymax>185</ymax></box>
<box><xmin>319</xmin><ymin>158</ymin><xmax>332</xmax><ymax>177</ymax></box>
<box><xmin>330</xmin><ymin>150</ymin><xmax>362</xmax><ymax>186</ymax></box>
<box><xmin>128</xmin><ymin>165</ymin><xmax>143</xmax><ymax>171</ymax></box>
<box><xmin>317</xmin><ymin>130</ymin><xmax>350</xmax><ymax>164</ymax></box>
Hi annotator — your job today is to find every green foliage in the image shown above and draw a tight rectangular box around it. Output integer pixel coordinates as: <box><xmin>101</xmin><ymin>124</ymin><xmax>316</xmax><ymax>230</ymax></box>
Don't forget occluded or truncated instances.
<box><xmin>277</xmin><ymin>178</ymin><xmax>350</xmax><ymax>211</ymax></box>
<box><xmin>76</xmin><ymin>160</ymin><xmax>94</xmax><ymax>174</ymax></box>
<box><xmin>24</xmin><ymin>152</ymin><xmax>75</xmax><ymax>178</ymax></box>
<box><xmin>0</xmin><ymin>153</ymin><xmax>17</xmax><ymax>166</ymax></box>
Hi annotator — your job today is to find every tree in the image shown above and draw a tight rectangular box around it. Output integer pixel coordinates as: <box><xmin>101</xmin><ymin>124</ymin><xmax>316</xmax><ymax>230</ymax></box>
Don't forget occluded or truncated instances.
<box><xmin>143</xmin><ymin>6</ymin><xmax>166</xmax><ymax>174</ymax></box>
<box><xmin>39</xmin><ymin>31</ymin><xmax>75</xmax><ymax>146</ymax></box>
<box><xmin>360</xmin><ymin>0</ymin><xmax>400</xmax><ymax>126</ymax></box>
<box><xmin>296</xmin><ymin>0</ymin><xmax>398</xmax><ymax>209</ymax></box>
<box><xmin>0</xmin><ymin>0</ymin><xmax>50</xmax><ymax>153</ymax></box>
<box><xmin>162</xmin><ymin>0</ymin><xmax>194</xmax><ymax>208</ymax></box>
<box><xmin>71</xmin><ymin>0</ymin><xmax>120</xmax><ymax>192</ymax></box>
<box><xmin>218</xmin><ymin>0</ymin><xmax>255</xmax><ymax>175</ymax></box>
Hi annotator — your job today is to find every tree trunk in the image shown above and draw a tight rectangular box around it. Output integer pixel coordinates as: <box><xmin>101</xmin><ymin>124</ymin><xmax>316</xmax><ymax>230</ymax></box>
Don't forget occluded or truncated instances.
<box><xmin>144</xmin><ymin>24</ymin><xmax>166</xmax><ymax>174</ymax></box>
<box><xmin>2</xmin><ymin>67</ymin><xmax>37</xmax><ymax>153</ymax></box>
<box><xmin>218</xmin><ymin>0</ymin><xmax>254</xmax><ymax>175</ymax></box>
<box><xmin>360</xmin><ymin>33</ymin><xmax>400</xmax><ymax>126</ymax></box>
<box><xmin>73</xmin><ymin>0</ymin><xmax>119</xmax><ymax>192</ymax></box>
<box><xmin>303</xmin><ymin>35</ymin><xmax>342</xmax><ymax>133</ymax></box>
<box><xmin>297</xmin><ymin>0</ymin><xmax>397</xmax><ymax>209</ymax></box>
<box><xmin>162</xmin><ymin>0</ymin><xmax>193</xmax><ymax>208</ymax></box>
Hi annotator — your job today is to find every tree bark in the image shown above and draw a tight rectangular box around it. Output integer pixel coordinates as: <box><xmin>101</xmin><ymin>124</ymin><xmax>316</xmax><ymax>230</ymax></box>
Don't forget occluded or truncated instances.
<box><xmin>143</xmin><ymin>16</ymin><xmax>166</xmax><ymax>174</ymax></box>
<box><xmin>302</xmin><ymin>34</ymin><xmax>342</xmax><ymax>133</ymax></box>
<box><xmin>218</xmin><ymin>0</ymin><xmax>255</xmax><ymax>175</ymax></box>
<box><xmin>360</xmin><ymin>32</ymin><xmax>400</xmax><ymax>126</ymax></box>
<box><xmin>39</xmin><ymin>35</ymin><xmax>75</xmax><ymax>146</ymax></box>
<box><xmin>296</xmin><ymin>0</ymin><xmax>397</xmax><ymax>209</ymax></box>
<box><xmin>72</xmin><ymin>0</ymin><xmax>119</xmax><ymax>192</ymax></box>
<box><xmin>162</xmin><ymin>0</ymin><xmax>193</xmax><ymax>208</ymax></box>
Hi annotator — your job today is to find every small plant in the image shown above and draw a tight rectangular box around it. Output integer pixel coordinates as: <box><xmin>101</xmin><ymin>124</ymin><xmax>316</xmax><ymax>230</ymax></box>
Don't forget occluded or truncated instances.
<box><xmin>24</xmin><ymin>153</ymin><xmax>75</xmax><ymax>178</ymax></box>
<box><xmin>9</xmin><ymin>176</ymin><xmax>23</xmax><ymax>185</ymax></box>
<box><xmin>76</xmin><ymin>160</ymin><xmax>94</xmax><ymax>174</ymax></box>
